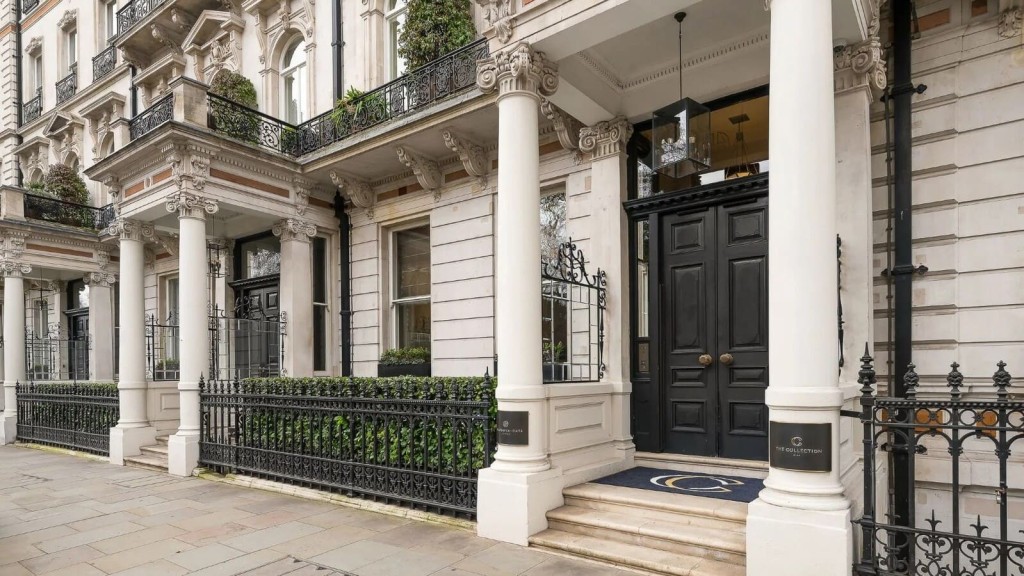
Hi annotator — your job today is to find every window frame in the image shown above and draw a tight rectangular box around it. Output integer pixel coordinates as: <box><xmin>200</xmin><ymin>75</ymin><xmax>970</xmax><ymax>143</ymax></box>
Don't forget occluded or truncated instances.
<box><xmin>31</xmin><ymin>53</ymin><xmax>43</xmax><ymax>94</ymax></box>
<box><xmin>385</xmin><ymin>0</ymin><xmax>408</xmax><ymax>80</ymax></box>
<box><xmin>103</xmin><ymin>0</ymin><xmax>117</xmax><ymax>41</ymax></box>
<box><xmin>312</xmin><ymin>236</ymin><xmax>330</xmax><ymax>373</ymax></box>
<box><xmin>65</xmin><ymin>28</ymin><xmax>78</xmax><ymax>72</ymax></box>
<box><xmin>388</xmin><ymin>221</ymin><xmax>431</xmax><ymax>351</ymax></box>
<box><xmin>280</xmin><ymin>38</ymin><xmax>308</xmax><ymax>124</ymax></box>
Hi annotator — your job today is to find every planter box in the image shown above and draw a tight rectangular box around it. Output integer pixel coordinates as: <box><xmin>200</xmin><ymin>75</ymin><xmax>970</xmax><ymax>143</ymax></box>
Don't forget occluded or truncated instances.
<box><xmin>377</xmin><ymin>363</ymin><xmax>432</xmax><ymax>377</ymax></box>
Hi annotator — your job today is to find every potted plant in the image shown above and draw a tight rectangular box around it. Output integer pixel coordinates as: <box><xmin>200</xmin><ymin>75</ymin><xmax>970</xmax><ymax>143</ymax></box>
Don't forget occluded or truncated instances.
<box><xmin>377</xmin><ymin>347</ymin><xmax>432</xmax><ymax>377</ymax></box>
<box><xmin>542</xmin><ymin>341</ymin><xmax>569</xmax><ymax>382</ymax></box>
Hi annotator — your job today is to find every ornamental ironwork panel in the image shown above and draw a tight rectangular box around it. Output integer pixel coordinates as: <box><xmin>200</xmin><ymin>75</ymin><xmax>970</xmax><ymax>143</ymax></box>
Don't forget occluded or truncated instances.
<box><xmin>23</xmin><ymin>89</ymin><xmax>42</xmax><ymax>124</ymax></box>
<box><xmin>145</xmin><ymin>314</ymin><xmax>180</xmax><ymax>381</ymax></box>
<box><xmin>541</xmin><ymin>239</ymin><xmax>606</xmax><ymax>383</ymax></box>
<box><xmin>208</xmin><ymin>303</ymin><xmax>286</xmax><ymax>382</ymax></box>
<box><xmin>16</xmin><ymin>382</ymin><xmax>118</xmax><ymax>455</ymax></box>
<box><xmin>56</xmin><ymin>68</ymin><xmax>77</xmax><ymax>105</ymax></box>
<box><xmin>293</xmin><ymin>38</ymin><xmax>489</xmax><ymax>156</ymax></box>
<box><xmin>129</xmin><ymin>94</ymin><xmax>173</xmax><ymax>141</ymax></box>
<box><xmin>208</xmin><ymin>94</ymin><xmax>300</xmax><ymax>156</ymax></box>
<box><xmin>93</xmin><ymin>46</ymin><xmax>117</xmax><ymax>82</ymax></box>
<box><xmin>22</xmin><ymin>0</ymin><xmax>39</xmax><ymax>14</ymax></box>
<box><xmin>198</xmin><ymin>374</ymin><xmax>496</xmax><ymax>517</ymax></box>
<box><xmin>853</xmin><ymin>349</ymin><xmax>1024</xmax><ymax>576</ymax></box>
<box><xmin>26</xmin><ymin>324</ymin><xmax>90</xmax><ymax>382</ymax></box>
<box><xmin>23</xmin><ymin>192</ymin><xmax>116</xmax><ymax>230</ymax></box>
<box><xmin>116</xmin><ymin>0</ymin><xmax>167</xmax><ymax>36</ymax></box>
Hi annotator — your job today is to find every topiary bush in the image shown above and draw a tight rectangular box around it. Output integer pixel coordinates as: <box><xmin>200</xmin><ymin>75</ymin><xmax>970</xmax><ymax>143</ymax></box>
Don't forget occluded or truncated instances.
<box><xmin>208</xmin><ymin>70</ymin><xmax>262</xmax><ymax>145</ymax></box>
<box><xmin>209</xmin><ymin>70</ymin><xmax>258</xmax><ymax>108</ymax></box>
<box><xmin>379</xmin><ymin>347</ymin><xmax>431</xmax><ymax>366</ymax></box>
<box><xmin>398</xmin><ymin>0</ymin><xmax>477</xmax><ymax>71</ymax></box>
<box><xmin>43</xmin><ymin>163</ymin><xmax>89</xmax><ymax>204</ymax></box>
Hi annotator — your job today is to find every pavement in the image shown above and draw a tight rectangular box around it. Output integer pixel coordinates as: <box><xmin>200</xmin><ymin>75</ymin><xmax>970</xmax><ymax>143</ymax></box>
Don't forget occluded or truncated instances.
<box><xmin>0</xmin><ymin>445</ymin><xmax>633</xmax><ymax>576</ymax></box>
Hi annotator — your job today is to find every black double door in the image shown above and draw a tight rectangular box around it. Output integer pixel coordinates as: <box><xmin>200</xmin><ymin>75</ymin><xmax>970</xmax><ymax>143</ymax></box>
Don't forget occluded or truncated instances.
<box><xmin>658</xmin><ymin>196</ymin><xmax>769</xmax><ymax>460</ymax></box>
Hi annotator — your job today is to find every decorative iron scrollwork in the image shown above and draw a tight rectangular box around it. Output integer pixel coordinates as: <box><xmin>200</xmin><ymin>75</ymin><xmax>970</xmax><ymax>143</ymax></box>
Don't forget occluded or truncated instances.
<box><xmin>129</xmin><ymin>94</ymin><xmax>173</xmax><ymax>141</ymax></box>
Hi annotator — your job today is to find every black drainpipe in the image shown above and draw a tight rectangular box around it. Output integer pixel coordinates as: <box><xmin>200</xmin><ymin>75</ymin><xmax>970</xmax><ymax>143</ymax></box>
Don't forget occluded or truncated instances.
<box><xmin>14</xmin><ymin>0</ymin><xmax>24</xmax><ymax>186</ymax></box>
<box><xmin>333</xmin><ymin>192</ymin><xmax>353</xmax><ymax>376</ymax></box>
<box><xmin>332</xmin><ymin>0</ymin><xmax>344</xmax><ymax>100</ymax></box>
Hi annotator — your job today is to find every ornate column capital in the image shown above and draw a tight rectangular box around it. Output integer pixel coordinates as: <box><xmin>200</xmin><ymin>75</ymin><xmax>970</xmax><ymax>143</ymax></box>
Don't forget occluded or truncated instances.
<box><xmin>999</xmin><ymin>7</ymin><xmax>1022</xmax><ymax>38</ymax></box>
<box><xmin>48</xmin><ymin>280</ymin><xmax>66</xmax><ymax>292</ymax></box>
<box><xmin>105</xmin><ymin>218</ymin><xmax>156</xmax><ymax>243</ymax></box>
<box><xmin>0</xmin><ymin>261</ymin><xmax>31</xmax><ymax>278</ymax></box>
<box><xmin>272</xmin><ymin>218</ymin><xmax>317</xmax><ymax>243</ymax></box>
<box><xmin>579</xmin><ymin>117</ymin><xmax>633</xmax><ymax>160</ymax></box>
<box><xmin>0</xmin><ymin>233</ymin><xmax>30</xmax><ymax>278</ymax></box>
<box><xmin>166</xmin><ymin>192</ymin><xmax>219</xmax><ymax>220</ymax></box>
<box><xmin>834</xmin><ymin>0</ymin><xmax>887</xmax><ymax>93</ymax></box>
<box><xmin>475</xmin><ymin>0</ymin><xmax>515</xmax><ymax>44</ymax></box>
<box><xmin>477</xmin><ymin>42</ymin><xmax>558</xmax><ymax>99</ymax></box>
<box><xmin>84</xmin><ymin>272</ymin><xmax>116</xmax><ymax>288</ymax></box>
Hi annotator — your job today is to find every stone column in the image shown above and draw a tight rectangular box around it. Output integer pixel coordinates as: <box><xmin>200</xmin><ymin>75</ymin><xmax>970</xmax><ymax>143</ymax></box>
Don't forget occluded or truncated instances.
<box><xmin>474</xmin><ymin>42</ymin><xmax>563</xmax><ymax>546</ymax></box>
<box><xmin>108</xmin><ymin>219</ymin><xmax>157</xmax><ymax>465</ymax></box>
<box><xmin>580</xmin><ymin>117</ymin><xmax>635</xmax><ymax>461</ymax></box>
<box><xmin>1</xmin><ymin>260</ymin><xmax>31</xmax><ymax>444</ymax></box>
<box><xmin>273</xmin><ymin>219</ymin><xmax>316</xmax><ymax>377</ymax></box>
<box><xmin>165</xmin><ymin>191</ymin><xmax>218</xmax><ymax>476</ymax></box>
<box><xmin>746</xmin><ymin>1</ymin><xmax>853</xmax><ymax>574</ymax></box>
<box><xmin>85</xmin><ymin>272</ymin><xmax>116</xmax><ymax>382</ymax></box>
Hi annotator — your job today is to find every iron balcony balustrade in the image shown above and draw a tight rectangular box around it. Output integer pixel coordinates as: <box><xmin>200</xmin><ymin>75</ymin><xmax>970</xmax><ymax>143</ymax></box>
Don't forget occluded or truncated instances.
<box><xmin>115</xmin><ymin>0</ymin><xmax>170</xmax><ymax>39</ymax></box>
<box><xmin>56</xmin><ymin>67</ymin><xmax>78</xmax><ymax>105</ymax></box>
<box><xmin>23</xmin><ymin>88</ymin><xmax>42</xmax><ymax>124</ymax></box>
<box><xmin>93</xmin><ymin>46</ymin><xmax>118</xmax><ymax>82</ymax></box>
<box><xmin>21</xmin><ymin>0</ymin><xmax>39</xmax><ymax>15</ymax></box>
<box><xmin>129</xmin><ymin>93</ymin><xmax>174</xmax><ymax>141</ymax></box>
<box><xmin>22</xmin><ymin>190</ymin><xmax>116</xmax><ymax>230</ymax></box>
<box><xmin>206</xmin><ymin>38</ymin><xmax>489</xmax><ymax>157</ymax></box>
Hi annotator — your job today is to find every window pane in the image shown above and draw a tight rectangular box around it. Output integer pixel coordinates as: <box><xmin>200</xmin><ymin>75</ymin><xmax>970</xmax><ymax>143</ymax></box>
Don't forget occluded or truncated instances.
<box><xmin>395</xmin><ymin>226</ymin><xmax>430</xmax><ymax>299</ymax></box>
<box><xmin>396</xmin><ymin>301</ymin><xmax>430</xmax><ymax>349</ymax></box>
<box><xmin>241</xmin><ymin>236</ymin><xmax>281</xmax><ymax>278</ymax></box>
<box><xmin>540</xmin><ymin>192</ymin><xmax>567</xmax><ymax>264</ymax></box>
<box><xmin>313</xmin><ymin>306</ymin><xmax>326</xmax><ymax>370</ymax></box>
<box><xmin>313</xmin><ymin>237</ymin><xmax>327</xmax><ymax>303</ymax></box>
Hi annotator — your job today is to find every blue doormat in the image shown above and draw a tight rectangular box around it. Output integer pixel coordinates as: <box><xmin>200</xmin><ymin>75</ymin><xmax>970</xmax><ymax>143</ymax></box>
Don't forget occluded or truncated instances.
<box><xmin>593</xmin><ymin>466</ymin><xmax>764</xmax><ymax>503</ymax></box>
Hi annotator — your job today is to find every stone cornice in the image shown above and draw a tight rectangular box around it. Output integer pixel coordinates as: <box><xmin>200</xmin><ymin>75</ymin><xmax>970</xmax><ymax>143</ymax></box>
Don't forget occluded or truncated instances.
<box><xmin>166</xmin><ymin>192</ymin><xmax>220</xmax><ymax>220</ymax></box>
<box><xmin>272</xmin><ymin>218</ymin><xmax>317</xmax><ymax>243</ymax></box>
<box><xmin>579</xmin><ymin>117</ymin><xmax>632</xmax><ymax>160</ymax></box>
<box><xmin>477</xmin><ymin>42</ymin><xmax>558</xmax><ymax>99</ymax></box>
<box><xmin>396</xmin><ymin>146</ymin><xmax>444</xmax><ymax>201</ymax></box>
<box><xmin>105</xmin><ymin>218</ymin><xmax>156</xmax><ymax>243</ymax></box>
<box><xmin>442</xmin><ymin>130</ymin><xmax>490</xmax><ymax>190</ymax></box>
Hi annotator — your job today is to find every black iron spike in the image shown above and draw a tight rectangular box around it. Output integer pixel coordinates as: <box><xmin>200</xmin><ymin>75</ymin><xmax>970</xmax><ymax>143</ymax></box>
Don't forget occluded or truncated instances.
<box><xmin>947</xmin><ymin>361</ymin><xmax>963</xmax><ymax>401</ymax></box>
<box><xmin>994</xmin><ymin>361</ymin><xmax>1011</xmax><ymax>401</ymax></box>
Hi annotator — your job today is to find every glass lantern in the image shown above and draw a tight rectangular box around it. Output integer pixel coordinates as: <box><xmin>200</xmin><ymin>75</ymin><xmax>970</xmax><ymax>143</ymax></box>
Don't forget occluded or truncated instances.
<box><xmin>650</xmin><ymin>97</ymin><xmax>711</xmax><ymax>179</ymax></box>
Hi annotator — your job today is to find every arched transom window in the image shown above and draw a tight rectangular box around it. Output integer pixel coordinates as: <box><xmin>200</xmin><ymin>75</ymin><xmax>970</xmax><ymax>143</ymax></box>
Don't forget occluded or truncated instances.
<box><xmin>282</xmin><ymin>39</ymin><xmax>308</xmax><ymax>124</ymax></box>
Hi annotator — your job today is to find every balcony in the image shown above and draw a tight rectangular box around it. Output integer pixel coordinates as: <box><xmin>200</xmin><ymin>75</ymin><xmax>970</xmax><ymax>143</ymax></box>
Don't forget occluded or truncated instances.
<box><xmin>22</xmin><ymin>191</ymin><xmax>116</xmax><ymax>230</ymax></box>
<box><xmin>23</xmin><ymin>88</ymin><xmax>42</xmax><ymax>124</ymax></box>
<box><xmin>56</xmin><ymin>68</ymin><xmax>78</xmax><ymax>105</ymax></box>
<box><xmin>129</xmin><ymin>93</ymin><xmax>174</xmax><ymax>141</ymax></box>
<box><xmin>116</xmin><ymin>0</ymin><xmax>169</xmax><ymax>38</ymax></box>
<box><xmin>21</xmin><ymin>0</ymin><xmax>39</xmax><ymax>15</ymax></box>
<box><xmin>93</xmin><ymin>46</ymin><xmax>118</xmax><ymax>82</ymax></box>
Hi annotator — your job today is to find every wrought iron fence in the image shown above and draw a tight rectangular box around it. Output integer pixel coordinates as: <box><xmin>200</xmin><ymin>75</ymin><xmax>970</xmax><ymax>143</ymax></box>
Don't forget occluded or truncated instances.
<box><xmin>129</xmin><ymin>93</ymin><xmax>173</xmax><ymax>141</ymax></box>
<box><xmin>293</xmin><ymin>38</ymin><xmax>488</xmax><ymax>156</ymax></box>
<box><xmin>209</xmin><ymin>299</ymin><xmax>286</xmax><ymax>381</ymax></box>
<box><xmin>93</xmin><ymin>46</ymin><xmax>117</xmax><ymax>82</ymax></box>
<box><xmin>208</xmin><ymin>93</ymin><xmax>300</xmax><ymax>156</ymax></box>
<box><xmin>23</xmin><ymin>88</ymin><xmax>42</xmax><ymax>124</ymax></box>
<box><xmin>23</xmin><ymin>192</ymin><xmax>115</xmax><ymax>230</ymax></box>
<box><xmin>56</xmin><ymin>68</ymin><xmax>77</xmax><ymax>105</ymax></box>
<box><xmin>26</xmin><ymin>326</ymin><xmax>90</xmax><ymax>382</ymax></box>
<box><xmin>16</xmin><ymin>382</ymin><xmax>118</xmax><ymax>455</ymax></box>
<box><xmin>541</xmin><ymin>239</ymin><xmax>606</xmax><ymax>383</ymax></box>
<box><xmin>854</xmin><ymin>350</ymin><xmax>1024</xmax><ymax>576</ymax></box>
<box><xmin>198</xmin><ymin>374</ymin><xmax>496</xmax><ymax>516</ymax></box>
<box><xmin>145</xmin><ymin>314</ymin><xmax>179</xmax><ymax>381</ymax></box>
<box><xmin>116</xmin><ymin>0</ymin><xmax>167</xmax><ymax>36</ymax></box>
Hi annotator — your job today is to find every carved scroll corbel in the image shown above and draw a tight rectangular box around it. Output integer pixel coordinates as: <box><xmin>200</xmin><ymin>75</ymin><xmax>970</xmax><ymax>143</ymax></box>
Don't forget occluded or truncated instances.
<box><xmin>541</xmin><ymin>99</ymin><xmax>584</xmax><ymax>164</ymax></box>
<box><xmin>442</xmin><ymin>130</ymin><xmax>489</xmax><ymax>190</ymax></box>
<box><xmin>330</xmin><ymin>171</ymin><xmax>376</xmax><ymax>221</ymax></box>
<box><xmin>396</xmin><ymin>146</ymin><xmax>444</xmax><ymax>202</ymax></box>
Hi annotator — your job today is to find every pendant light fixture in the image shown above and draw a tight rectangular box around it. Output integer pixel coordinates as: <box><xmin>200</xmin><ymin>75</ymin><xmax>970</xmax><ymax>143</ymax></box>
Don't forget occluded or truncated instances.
<box><xmin>650</xmin><ymin>12</ymin><xmax>711</xmax><ymax>179</ymax></box>
<box><xmin>725</xmin><ymin>113</ymin><xmax>760</xmax><ymax>180</ymax></box>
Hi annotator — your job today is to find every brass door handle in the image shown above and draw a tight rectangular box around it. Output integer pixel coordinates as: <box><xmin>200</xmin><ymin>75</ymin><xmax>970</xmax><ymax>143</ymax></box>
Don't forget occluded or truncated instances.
<box><xmin>720</xmin><ymin>353</ymin><xmax>734</xmax><ymax>366</ymax></box>
<box><xmin>698</xmin><ymin>354</ymin><xmax>713</xmax><ymax>367</ymax></box>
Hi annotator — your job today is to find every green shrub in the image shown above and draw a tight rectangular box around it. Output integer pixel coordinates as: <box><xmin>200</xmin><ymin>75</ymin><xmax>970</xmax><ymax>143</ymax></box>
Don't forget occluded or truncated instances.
<box><xmin>379</xmin><ymin>347</ymin><xmax>431</xmax><ymax>366</ymax></box>
<box><xmin>43</xmin><ymin>164</ymin><xmax>89</xmax><ymax>204</ymax></box>
<box><xmin>209</xmin><ymin>70</ymin><xmax>262</xmax><ymax>145</ymax></box>
<box><xmin>329</xmin><ymin>86</ymin><xmax>388</xmax><ymax>133</ymax></box>
<box><xmin>398</xmin><ymin>0</ymin><xmax>477</xmax><ymax>71</ymax></box>
<box><xmin>210</xmin><ymin>70</ymin><xmax>258</xmax><ymax>108</ymax></box>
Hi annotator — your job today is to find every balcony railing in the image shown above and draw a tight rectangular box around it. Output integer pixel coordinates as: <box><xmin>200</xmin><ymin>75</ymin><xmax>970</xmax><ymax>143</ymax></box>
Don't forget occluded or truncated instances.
<box><xmin>208</xmin><ymin>93</ymin><xmax>300</xmax><ymax>156</ymax></box>
<box><xmin>23</xmin><ymin>192</ymin><xmax>116</xmax><ymax>230</ymax></box>
<box><xmin>129</xmin><ymin>93</ymin><xmax>173</xmax><ymax>141</ymax></box>
<box><xmin>116</xmin><ymin>0</ymin><xmax>168</xmax><ymax>38</ymax></box>
<box><xmin>56</xmin><ymin>68</ymin><xmax>78</xmax><ymax>105</ymax></box>
<box><xmin>23</xmin><ymin>88</ymin><xmax>41</xmax><ymax>124</ymax></box>
<box><xmin>93</xmin><ymin>46</ymin><xmax>118</xmax><ymax>82</ymax></box>
<box><xmin>22</xmin><ymin>0</ymin><xmax>39</xmax><ymax>14</ymax></box>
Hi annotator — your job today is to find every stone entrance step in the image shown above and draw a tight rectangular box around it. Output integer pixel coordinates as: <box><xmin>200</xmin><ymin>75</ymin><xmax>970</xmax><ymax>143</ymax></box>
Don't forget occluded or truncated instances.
<box><xmin>634</xmin><ymin>452</ymin><xmax>769</xmax><ymax>480</ymax></box>
<box><xmin>124</xmin><ymin>436</ymin><xmax>169</xmax><ymax>473</ymax></box>
<box><xmin>529</xmin><ymin>483</ymin><xmax>747</xmax><ymax>576</ymax></box>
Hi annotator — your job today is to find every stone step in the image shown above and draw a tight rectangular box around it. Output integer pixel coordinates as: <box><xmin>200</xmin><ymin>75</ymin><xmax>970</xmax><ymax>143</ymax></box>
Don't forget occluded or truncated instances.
<box><xmin>140</xmin><ymin>444</ymin><xmax>168</xmax><ymax>457</ymax></box>
<box><xmin>124</xmin><ymin>452</ymin><xmax>169</xmax><ymax>473</ymax></box>
<box><xmin>562</xmin><ymin>483</ymin><xmax>748</xmax><ymax>531</ymax></box>
<box><xmin>530</xmin><ymin>529</ymin><xmax>745</xmax><ymax>576</ymax></box>
<box><xmin>546</xmin><ymin>506</ymin><xmax>746</xmax><ymax>566</ymax></box>
<box><xmin>154</xmin><ymin>436</ymin><xmax>170</xmax><ymax>445</ymax></box>
<box><xmin>634</xmin><ymin>453</ymin><xmax>769</xmax><ymax>480</ymax></box>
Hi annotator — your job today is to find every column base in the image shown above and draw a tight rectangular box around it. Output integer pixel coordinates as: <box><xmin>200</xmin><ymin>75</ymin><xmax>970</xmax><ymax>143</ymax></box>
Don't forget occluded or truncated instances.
<box><xmin>746</xmin><ymin>497</ymin><xmax>852</xmax><ymax>576</ymax></box>
<box><xmin>167</xmin><ymin>433</ymin><xmax>199</xmax><ymax>477</ymax></box>
<box><xmin>476</xmin><ymin>465</ymin><xmax>564</xmax><ymax>546</ymax></box>
<box><xmin>0</xmin><ymin>414</ymin><xmax>16</xmax><ymax>444</ymax></box>
<box><xmin>109</xmin><ymin>426</ymin><xmax>156</xmax><ymax>466</ymax></box>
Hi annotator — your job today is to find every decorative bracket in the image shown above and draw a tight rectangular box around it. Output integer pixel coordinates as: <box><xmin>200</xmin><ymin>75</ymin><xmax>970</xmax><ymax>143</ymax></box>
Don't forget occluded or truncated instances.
<box><xmin>330</xmin><ymin>171</ymin><xmax>376</xmax><ymax>220</ymax></box>
<box><xmin>999</xmin><ymin>7</ymin><xmax>1022</xmax><ymax>38</ymax></box>
<box><xmin>442</xmin><ymin>130</ymin><xmax>489</xmax><ymax>190</ymax></box>
<box><xmin>475</xmin><ymin>0</ymin><xmax>515</xmax><ymax>44</ymax></box>
<box><xmin>396</xmin><ymin>146</ymin><xmax>444</xmax><ymax>201</ymax></box>
<box><xmin>541</xmin><ymin>99</ymin><xmax>584</xmax><ymax>164</ymax></box>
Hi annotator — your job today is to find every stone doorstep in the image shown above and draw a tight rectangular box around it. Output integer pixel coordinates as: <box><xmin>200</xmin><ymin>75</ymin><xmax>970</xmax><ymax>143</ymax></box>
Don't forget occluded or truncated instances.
<box><xmin>633</xmin><ymin>452</ymin><xmax>769</xmax><ymax>480</ymax></box>
<box><xmin>140</xmin><ymin>444</ymin><xmax>169</xmax><ymax>457</ymax></box>
<box><xmin>124</xmin><ymin>451</ymin><xmax>169</xmax><ymax>473</ymax></box>
<box><xmin>563</xmin><ymin>483</ymin><xmax>749</xmax><ymax>528</ymax></box>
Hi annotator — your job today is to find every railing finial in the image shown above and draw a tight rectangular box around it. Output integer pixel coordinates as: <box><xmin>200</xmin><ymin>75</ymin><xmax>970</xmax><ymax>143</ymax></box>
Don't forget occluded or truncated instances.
<box><xmin>904</xmin><ymin>362</ymin><xmax>919</xmax><ymax>400</ymax></box>
<box><xmin>947</xmin><ymin>362</ymin><xmax>963</xmax><ymax>401</ymax></box>
<box><xmin>994</xmin><ymin>360</ymin><xmax>1011</xmax><ymax>401</ymax></box>
<box><xmin>858</xmin><ymin>343</ymin><xmax>876</xmax><ymax>399</ymax></box>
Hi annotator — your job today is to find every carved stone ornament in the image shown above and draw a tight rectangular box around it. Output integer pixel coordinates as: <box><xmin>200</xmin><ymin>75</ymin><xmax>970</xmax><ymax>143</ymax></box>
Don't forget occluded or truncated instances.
<box><xmin>57</xmin><ymin>9</ymin><xmax>77</xmax><ymax>31</ymax></box>
<box><xmin>541</xmin><ymin>99</ymin><xmax>584</xmax><ymax>164</ymax></box>
<box><xmin>477</xmin><ymin>42</ymin><xmax>559</xmax><ymax>98</ymax></box>
<box><xmin>102</xmin><ymin>175</ymin><xmax>122</xmax><ymax>201</ymax></box>
<box><xmin>84</xmin><ymin>272</ymin><xmax>116</xmax><ymax>288</ymax></box>
<box><xmin>999</xmin><ymin>7</ymin><xmax>1022</xmax><ymax>38</ymax></box>
<box><xmin>105</xmin><ymin>218</ymin><xmax>156</xmax><ymax>242</ymax></box>
<box><xmin>0</xmin><ymin>233</ymin><xmax>31</xmax><ymax>278</ymax></box>
<box><xmin>152</xmin><ymin>23</ymin><xmax>184</xmax><ymax>54</ymax></box>
<box><xmin>442</xmin><ymin>130</ymin><xmax>489</xmax><ymax>189</ymax></box>
<box><xmin>272</xmin><ymin>218</ymin><xmax>317</xmax><ymax>242</ymax></box>
<box><xmin>166</xmin><ymin>192</ymin><xmax>220</xmax><ymax>220</ymax></box>
<box><xmin>171</xmin><ymin>7</ymin><xmax>196</xmax><ymax>32</ymax></box>
<box><xmin>579</xmin><ymin>117</ymin><xmax>633</xmax><ymax>160</ymax></box>
<box><xmin>475</xmin><ymin>0</ymin><xmax>515</xmax><ymax>44</ymax></box>
<box><xmin>834</xmin><ymin>0</ymin><xmax>887</xmax><ymax>92</ymax></box>
<box><xmin>95</xmin><ymin>249</ymin><xmax>112</xmax><ymax>271</ymax></box>
<box><xmin>396</xmin><ymin>146</ymin><xmax>445</xmax><ymax>201</ymax></box>
<box><xmin>26</xmin><ymin>36</ymin><xmax>43</xmax><ymax>56</ymax></box>
<box><xmin>0</xmin><ymin>261</ymin><xmax>32</xmax><ymax>278</ymax></box>
<box><xmin>330</xmin><ymin>171</ymin><xmax>376</xmax><ymax>220</ymax></box>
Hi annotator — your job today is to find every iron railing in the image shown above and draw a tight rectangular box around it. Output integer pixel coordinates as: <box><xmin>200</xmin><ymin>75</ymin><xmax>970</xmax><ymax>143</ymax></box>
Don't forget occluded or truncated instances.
<box><xmin>130</xmin><ymin>93</ymin><xmax>173</xmax><ymax>141</ymax></box>
<box><xmin>16</xmin><ymin>382</ymin><xmax>118</xmax><ymax>455</ymax></box>
<box><xmin>198</xmin><ymin>374</ymin><xmax>496</xmax><ymax>516</ymax></box>
<box><xmin>23</xmin><ymin>192</ymin><xmax>116</xmax><ymax>230</ymax></box>
<box><xmin>56</xmin><ymin>68</ymin><xmax>77</xmax><ymax>105</ymax></box>
<box><xmin>116</xmin><ymin>0</ymin><xmax>168</xmax><ymax>37</ymax></box>
<box><xmin>854</xmin><ymin>350</ymin><xmax>1024</xmax><ymax>576</ymax></box>
<box><xmin>293</xmin><ymin>38</ymin><xmax>489</xmax><ymax>156</ymax></box>
<box><xmin>93</xmin><ymin>46</ymin><xmax>118</xmax><ymax>82</ymax></box>
<box><xmin>541</xmin><ymin>239</ymin><xmax>606</xmax><ymax>383</ymax></box>
<box><xmin>26</xmin><ymin>327</ymin><xmax>90</xmax><ymax>382</ymax></box>
<box><xmin>23</xmin><ymin>88</ymin><xmax>42</xmax><ymax>124</ymax></box>
<box><xmin>209</xmin><ymin>300</ymin><xmax>286</xmax><ymax>381</ymax></box>
<box><xmin>145</xmin><ymin>314</ymin><xmax>179</xmax><ymax>381</ymax></box>
<box><xmin>208</xmin><ymin>93</ymin><xmax>300</xmax><ymax>156</ymax></box>
<box><xmin>22</xmin><ymin>0</ymin><xmax>39</xmax><ymax>14</ymax></box>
